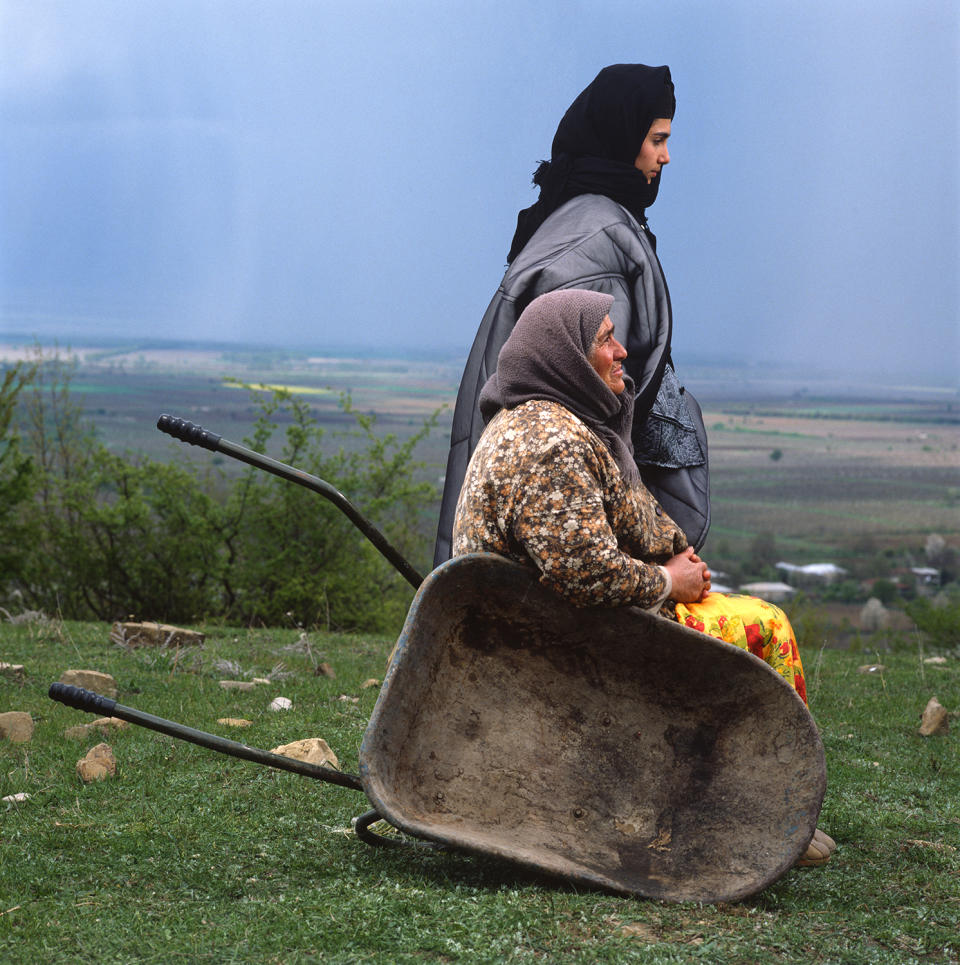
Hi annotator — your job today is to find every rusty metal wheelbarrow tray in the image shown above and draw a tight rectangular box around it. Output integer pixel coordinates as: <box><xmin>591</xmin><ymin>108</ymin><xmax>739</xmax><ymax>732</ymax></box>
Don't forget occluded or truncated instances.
<box><xmin>361</xmin><ymin>552</ymin><xmax>825</xmax><ymax>904</ymax></box>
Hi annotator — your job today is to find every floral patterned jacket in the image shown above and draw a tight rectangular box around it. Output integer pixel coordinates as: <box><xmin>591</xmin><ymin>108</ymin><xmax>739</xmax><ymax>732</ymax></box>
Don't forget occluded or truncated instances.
<box><xmin>452</xmin><ymin>400</ymin><xmax>689</xmax><ymax>609</ymax></box>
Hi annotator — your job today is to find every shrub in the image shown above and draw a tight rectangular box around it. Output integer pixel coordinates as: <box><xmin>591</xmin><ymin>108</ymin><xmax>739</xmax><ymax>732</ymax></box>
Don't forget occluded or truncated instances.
<box><xmin>0</xmin><ymin>362</ymin><xmax>37</xmax><ymax>585</ymax></box>
<box><xmin>5</xmin><ymin>351</ymin><xmax>438</xmax><ymax>633</ymax></box>
<box><xmin>216</xmin><ymin>385</ymin><xmax>437</xmax><ymax>632</ymax></box>
<box><xmin>870</xmin><ymin>578</ymin><xmax>898</xmax><ymax>605</ymax></box>
<box><xmin>11</xmin><ymin>347</ymin><xmax>223</xmax><ymax>621</ymax></box>
<box><xmin>905</xmin><ymin>589</ymin><xmax>960</xmax><ymax>651</ymax></box>
<box><xmin>819</xmin><ymin>579</ymin><xmax>867</xmax><ymax>604</ymax></box>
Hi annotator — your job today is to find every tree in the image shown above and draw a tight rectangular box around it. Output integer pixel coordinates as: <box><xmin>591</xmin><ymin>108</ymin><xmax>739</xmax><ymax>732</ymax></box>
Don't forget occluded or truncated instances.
<box><xmin>10</xmin><ymin>347</ymin><xmax>223</xmax><ymax>620</ymax></box>
<box><xmin>906</xmin><ymin>590</ymin><xmax>960</xmax><ymax>650</ymax></box>
<box><xmin>217</xmin><ymin>384</ymin><xmax>437</xmax><ymax>632</ymax></box>
<box><xmin>748</xmin><ymin>531</ymin><xmax>778</xmax><ymax>572</ymax></box>
<box><xmin>860</xmin><ymin>598</ymin><xmax>889</xmax><ymax>633</ymax></box>
<box><xmin>0</xmin><ymin>362</ymin><xmax>37</xmax><ymax>591</ymax></box>
<box><xmin>925</xmin><ymin>533</ymin><xmax>958</xmax><ymax>586</ymax></box>
<box><xmin>8</xmin><ymin>351</ymin><xmax>438</xmax><ymax>631</ymax></box>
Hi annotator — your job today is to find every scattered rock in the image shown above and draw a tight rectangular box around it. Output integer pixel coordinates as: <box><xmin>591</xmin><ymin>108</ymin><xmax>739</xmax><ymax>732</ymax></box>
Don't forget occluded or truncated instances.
<box><xmin>4</xmin><ymin>609</ymin><xmax>45</xmax><ymax>625</ymax></box>
<box><xmin>2</xmin><ymin>792</ymin><xmax>31</xmax><ymax>804</ymax></box>
<box><xmin>270</xmin><ymin>737</ymin><xmax>339</xmax><ymax>769</ymax></box>
<box><xmin>217</xmin><ymin>718</ymin><xmax>253</xmax><ymax>728</ymax></box>
<box><xmin>338</xmin><ymin>695</ymin><xmax>360</xmax><ymax>704</ymax></box>
<box><xmin>0</xmin><ymin>662</ymin><xmax>25</xmax><ymax>683</ymax></box>
<box><xmin>213</xmin><ymin>659</ymin><xmax>243</xmax><ymax>677</ymax></box>
<box><xmin>219</xmin><ymin>680</ymin><xmax>256</xmax><ymax>691</ymax></box>
<box><xmin>919</xmin><ymin>697</ymin><xmax>950</xmax><ymax>736</ymax></box>
<box><xmin>76</xmin><ymin>743</ymin><xmax>117</xmax><ymax>782</ymax></box>
<box><xmin>858</xmin><ymin>664</ymin><xmax>886</xmax><ymax>674</ymax></box>
<box><xmin>315</xmin><ymin>663</ymin><xmax>336</xmax><ymax>678</ymax></box>
<box><xmin>59</xmin><ymin>670</ymin><xmax>118</xmax><ymax>698</ymax></box>
<box><xmin>904</xmin><ymin>838</ymin><xmax>957</xmax><ymax>854</ymax></box>
<box><xmin>64</xmin><ymin>717</ymin><xmax>129</xmax><ymax>740</ymax></box>
<box><xmin>361</xmin><ymin>678</ymin><xmax>380</xmax><ymax>690</ymax></box>
<box><xmin>269</xmin><ymin>697</ymin><xmax>292</xmax><ymax>712</ymax></box>
<box><xmin>0</xmin><ymin>712</ymin><xmax>34</xmax><ymax>743</ymax></box>
<box><xmin>924</xmin><ymin>656</ymin><xmax>948</xmax><ymax>665</ymax></box>
<box><xmin>619</xmin><ymin>922</ymin><xmax>659</xmax><ymax>942</ymax></box>
<box><xmin>110</xmin><ymin>621</ymin><xmax>205</xmax><ymax>649</ymax></box>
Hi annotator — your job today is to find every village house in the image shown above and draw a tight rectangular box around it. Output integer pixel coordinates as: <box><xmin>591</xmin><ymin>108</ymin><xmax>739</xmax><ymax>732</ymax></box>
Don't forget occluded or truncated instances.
<box><xmin>776</xmin><ymin>562</ymin><xmax>848</xmax><ymax>590</ymax></box>
<box><xmin>739</xmin><ymin>581</ymin><xmax>796</xmax><ymax>603</ymax></box>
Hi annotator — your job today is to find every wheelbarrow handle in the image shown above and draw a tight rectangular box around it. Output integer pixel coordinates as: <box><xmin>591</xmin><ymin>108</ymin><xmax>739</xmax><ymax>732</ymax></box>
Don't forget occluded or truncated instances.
<box><xmin>48</xmin><ymin>683</ymin><xmax>364</xmax><ymax>792</ymax></box>
<box><xmin>157</xmin><ymin>414</ymin><xmax>424</xmax><ymax>590</ymax></box>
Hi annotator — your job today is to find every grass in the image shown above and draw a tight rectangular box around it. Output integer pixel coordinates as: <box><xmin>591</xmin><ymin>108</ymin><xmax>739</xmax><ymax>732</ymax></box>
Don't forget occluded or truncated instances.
<box><xmin>1</xmin><ymin>617</ymin><xmax>958</xmax><ymax>964</ymax></box>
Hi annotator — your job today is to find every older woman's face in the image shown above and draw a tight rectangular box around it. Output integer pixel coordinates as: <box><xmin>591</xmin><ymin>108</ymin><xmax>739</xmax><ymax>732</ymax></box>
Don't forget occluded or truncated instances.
<box><xmin>634</xmin><ymin>118</ymin><xmax>671</xmax><ymax>185</ymax></box>
<box><xmin>589</xmin><ymin>316</ymin><xmax>628</xmax><ymax>394</ymax></box>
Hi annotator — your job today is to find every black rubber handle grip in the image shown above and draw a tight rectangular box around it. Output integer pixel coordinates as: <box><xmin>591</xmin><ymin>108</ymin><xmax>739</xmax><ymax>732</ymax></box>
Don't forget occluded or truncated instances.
<box><xmin>48</xmin><ymin>683</ymin><xmax>118</xmax><ymax>716</ymax></box>
<box><xmin>157</xmin><ymin>414</ymin><xmax>222</xmax><ymax>451</ymax></box>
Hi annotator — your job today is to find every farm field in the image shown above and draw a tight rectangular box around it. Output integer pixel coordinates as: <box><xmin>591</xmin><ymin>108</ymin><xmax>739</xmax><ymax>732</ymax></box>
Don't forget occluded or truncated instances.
<box><xmin>701</xmin><ymin>403</ymin><xmax>959</xmax><ymax>561</ymax></box>
<box><xmin>4</xmin><ymin>339</ymin><xmax>958</xmax><ymax>569</ymax></box>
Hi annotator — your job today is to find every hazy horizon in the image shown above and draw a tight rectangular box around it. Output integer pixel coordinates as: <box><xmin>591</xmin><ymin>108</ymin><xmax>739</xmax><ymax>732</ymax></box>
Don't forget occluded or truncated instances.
<box><xmin>2</xmin><ymin>1</ymin><xmax>958</xmax><ymax>386</ymax></box>
<box><xmin>2</xmin><ymin>330</ymin><xmax>956</xmax><ymax>403</ymax></box>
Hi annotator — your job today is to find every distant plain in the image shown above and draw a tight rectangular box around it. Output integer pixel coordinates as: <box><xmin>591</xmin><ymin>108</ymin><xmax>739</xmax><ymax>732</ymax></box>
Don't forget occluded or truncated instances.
<box><xmin>4</xmin><ymin>339</ymin><xmax>958</xmax><ymax>571</ymax></box>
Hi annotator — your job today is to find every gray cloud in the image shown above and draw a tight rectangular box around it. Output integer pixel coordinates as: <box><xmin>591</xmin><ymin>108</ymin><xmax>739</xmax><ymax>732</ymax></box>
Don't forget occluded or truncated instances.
<box><xmin>1</xmin><ymin>0</ymin><xmax>957</xmax><ymax>384</ymax></box>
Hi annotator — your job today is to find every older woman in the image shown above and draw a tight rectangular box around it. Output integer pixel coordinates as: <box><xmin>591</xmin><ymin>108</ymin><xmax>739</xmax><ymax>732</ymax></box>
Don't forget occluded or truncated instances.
<box><xmin>453</xmin><ymin>289</ymin><xmax>835</xmax><ymax>868</ymax></box>
<box><xmin>437</xmin><ymin>63</ymin><xmax>709</xmax><ymax>565</ymax></box>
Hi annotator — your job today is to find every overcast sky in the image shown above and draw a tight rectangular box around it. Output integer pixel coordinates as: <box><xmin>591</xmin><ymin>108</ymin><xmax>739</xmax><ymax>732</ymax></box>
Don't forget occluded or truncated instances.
<box><xmin>1</xmin><ymin>0</ymin><xmax>957</xmax><ymax>384</ymax></box>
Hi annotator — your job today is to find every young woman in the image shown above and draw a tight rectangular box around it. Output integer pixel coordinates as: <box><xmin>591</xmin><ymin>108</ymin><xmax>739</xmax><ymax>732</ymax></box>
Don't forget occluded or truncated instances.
<box><xmin>436</xmin><ymin>64</ymin><xmax>709</xmax><ymax>566</ymax></box>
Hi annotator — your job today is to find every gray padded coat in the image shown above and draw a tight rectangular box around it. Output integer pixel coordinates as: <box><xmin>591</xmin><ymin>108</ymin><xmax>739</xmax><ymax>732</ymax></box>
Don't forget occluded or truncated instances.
<box><xmin>434</xmin><ymin>193</ymin><xmax>710</xmax><ymax>565</ymax></box>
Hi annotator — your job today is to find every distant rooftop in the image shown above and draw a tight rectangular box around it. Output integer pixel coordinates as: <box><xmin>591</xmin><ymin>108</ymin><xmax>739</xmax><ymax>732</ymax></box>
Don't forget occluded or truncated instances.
<box><xmin>740</xmin><ymin>581</ymin><xmax>796</xmax><ymax>601</ymax></box>
<box><xmin>777</xmin><ymin>562</ymin><xmax>848</xmax><ymax>576</ymax></box>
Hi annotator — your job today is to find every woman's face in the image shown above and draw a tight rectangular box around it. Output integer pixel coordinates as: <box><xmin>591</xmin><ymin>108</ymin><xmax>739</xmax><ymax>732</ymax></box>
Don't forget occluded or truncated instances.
<box><xmin>634</xmin><ymin>118</ymin><xmax>671</xmax><ymax>184</ymax></box>
<box><xmin>588</xmin><ymin>316</ymin><xmax>628</xmax><ymax>394</ymax></box>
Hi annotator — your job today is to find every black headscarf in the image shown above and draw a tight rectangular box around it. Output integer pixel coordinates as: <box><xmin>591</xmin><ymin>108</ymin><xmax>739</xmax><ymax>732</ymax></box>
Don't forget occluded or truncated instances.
<box><xmin>507</xmin><ymin>64</ymin><xmax>675</xmax><ymax>264</ymax></box>
<box><xmin>478</xmin><ymin>289</ymin><xmax>639</xmax><ymax>485</ymax></box>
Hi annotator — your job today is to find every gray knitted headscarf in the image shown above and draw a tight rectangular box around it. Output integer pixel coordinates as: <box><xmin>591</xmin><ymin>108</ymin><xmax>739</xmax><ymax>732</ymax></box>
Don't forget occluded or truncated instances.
<box><xmin>478</xmin><ymin>289</ymin><xmax>638</xmax><ymax>484</ymax></box>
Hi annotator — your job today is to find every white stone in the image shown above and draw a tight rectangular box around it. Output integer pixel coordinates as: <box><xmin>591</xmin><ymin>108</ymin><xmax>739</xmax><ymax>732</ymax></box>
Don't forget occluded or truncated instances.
<box><xmin>59</xmin><ymin>669</ymin><xmax>118</xmax><ymax>698</ymax></box>
<box><xmin>64</xmin><ymin>717</ymin><xmax>129</xmax><ymax>740</ymax></box>
<box><xmin>919</xmin><ymin>697</ymin><xmax>949</xmax><ymax>737</ymax></box>
<box><xmin>110</xmin><ymin>621</ymin><xmax>205</xmax><ymax>649</ymax></box>
<box><xmin>270</xmin><ymin>737</ymin><xmax>339</xmax><ymax>769</ymax></box>
<box><xmin>0</xmin><ymin>662</ymin><xmax>25</xmax><ymax>682</ymax></box>
<box><xmin>0</xmin><ymin>711</ymin><xmax>34</xmax><ymax>743</ymax></box>
<box><xmin>76</xmin><ymin>743</ymin><xmax>117</xmax><ymax>782</ymax></box>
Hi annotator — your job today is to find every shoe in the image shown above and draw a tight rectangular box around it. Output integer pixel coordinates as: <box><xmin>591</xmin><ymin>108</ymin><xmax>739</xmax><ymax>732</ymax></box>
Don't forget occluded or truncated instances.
<box><xmin>813</xmin><ymin>828</ymin><xmax>837</xmax><ymax>853</ymax></box>
<box><xmin>795</xmin><ymin>828</ymin><xmax>836</xmax><ymax>867</ymax></box>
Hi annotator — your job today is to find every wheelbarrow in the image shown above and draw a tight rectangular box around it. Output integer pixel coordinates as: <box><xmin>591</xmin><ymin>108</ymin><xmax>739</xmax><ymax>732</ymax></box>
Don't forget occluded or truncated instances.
<box><xmin>50</xmin><ymin>415</ymin><xmax>826</xmax><ymax>904</ymax></box>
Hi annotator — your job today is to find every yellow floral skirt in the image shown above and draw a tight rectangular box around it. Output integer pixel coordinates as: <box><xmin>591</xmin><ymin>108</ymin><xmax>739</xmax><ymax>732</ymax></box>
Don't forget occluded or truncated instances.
<box><xmin>673</xmin><ymin>593</ymin><xmax>807</xmax><ymax>705</ymax></box>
